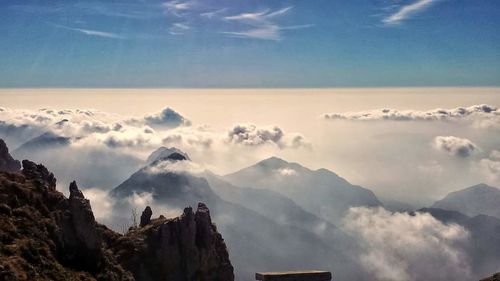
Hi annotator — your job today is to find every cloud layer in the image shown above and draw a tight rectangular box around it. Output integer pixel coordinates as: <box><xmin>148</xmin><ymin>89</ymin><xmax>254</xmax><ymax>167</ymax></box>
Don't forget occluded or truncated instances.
<box><xmin>342</xmin><ymin>207</ymin><xmax>471</xmax><ymax>281</ymax></box>
<box><xmin>324</xmin><ymin>104</ymin><xmax>499</xmax><ymax>129</ymax></box>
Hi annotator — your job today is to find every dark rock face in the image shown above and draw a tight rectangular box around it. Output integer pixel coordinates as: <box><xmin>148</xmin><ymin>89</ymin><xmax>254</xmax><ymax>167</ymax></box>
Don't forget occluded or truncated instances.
<box><xmin>57</xmin><ymin>181</ymin><xmax>102</xmax><ymax>272</ymax></box>
<box><xmin>0</xmin><ymin>161</ymin><xmax>133</xmax><ymax>281</ymax></box>
<box><xmin>481</xmin><ymin>273</ymin><xmax>500</xmax><ymax>281</ymax></box>
<box><xmin>0</xmin><ymin>139</ymin><xmax>21</xmax><ymax>172</ymax></box>
<box><xmin>140</xmin><ymin>206</ymin><xmax>153</xmax><ymax>227</ymax></box>
<box><xmin>0</xmin><ymin>141</ymin><xmax>234</xmax><ymax>281</ymax></box>
<box><xmin>114</xmin><ymin>203</ymin><xmax>234</xmax><ymax>281</ymax></box>
<box><xmin>21</xmin><ymin>160</ymin><xmax>56</xmax><ymax>191</ymax></box>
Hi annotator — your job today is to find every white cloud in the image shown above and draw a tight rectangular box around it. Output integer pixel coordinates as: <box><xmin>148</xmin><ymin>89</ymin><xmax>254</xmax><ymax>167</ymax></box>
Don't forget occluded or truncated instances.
<box><xmin>55</xmin><ymin>24</ymin><xmax>125</xmax><ymax>39</ymax></box>
<box><xmin>169</xmin><ymin>22</ymin><xmax>191</xmax><ymax>35</ymax></box>
<box><xmin>323</xmin><ymin>104</ymin><xmax>500</xmax><ymax>129</ymax></box>
<box><xmin>478</xmin><ymin>150</ymin><xmax>500</xmax><ymax>185</ymax></box>
<box><xmin>200</xmin><ymin>8</ymin><xmax>227</xmax><ymax>19</ymax></box>
<box><xmin>383</xmin><ymin>0</ymin><xmax>439</xmax><ymax>25</ymax></box>
<box><xmin>72</xmin><ymin>28</ymin><xmax>124</xmax><ymax>39</ymax></box>
<box><xmin>162</xmin><ymin>0</ymin><xmax>193</xmax><ymax>16</ymax></box>
<box><xmin>145</xmin><ymin>158</ymin><xmax>207</xmax><ymax>175</ymax></box>
<box><xmin>342</xmin><ymin>207</ymin><xmax>471</xmax><ymax>281</ymax></box>
<box><xmin>276</xmin><ymin>168</ymin><xmax>297</xmax><ymax>176</ymax></box>
<box><xmin>223</xmin><ymin>25</ymin><xmax>281</xmax><ymax>41</ymax></box>
<box><xmin>226</xmin><ymin>123</ymin><xmax>310</xmax><ymax>149</ymax></box>
<box><xmin>222</xmin><ymin>6</ymin><xmax>311</xmax><ymax>41</ymax></box>
<box><xmin>0</xmin><ymin>107</ymin><xmax>309</xmax><ymax>157</ymax></box>
<box><xmin>433</xmin><ymin>136</ymin><xmax>478</xmax><ymax>158</ymax></box>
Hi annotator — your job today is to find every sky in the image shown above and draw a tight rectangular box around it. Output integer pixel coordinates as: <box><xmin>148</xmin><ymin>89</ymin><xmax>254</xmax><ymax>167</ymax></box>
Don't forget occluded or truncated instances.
<box><xmin>1</xmin><ymin>0</ymin><xmax>500</xmax><ymax>87</ymax></box>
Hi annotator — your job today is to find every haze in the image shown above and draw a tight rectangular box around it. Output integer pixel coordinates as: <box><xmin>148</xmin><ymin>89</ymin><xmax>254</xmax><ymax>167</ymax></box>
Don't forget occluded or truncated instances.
<box><xmin>2</xmin><ymin>87</ymin><xmax>499</xmax><ymax>206</ymax></box>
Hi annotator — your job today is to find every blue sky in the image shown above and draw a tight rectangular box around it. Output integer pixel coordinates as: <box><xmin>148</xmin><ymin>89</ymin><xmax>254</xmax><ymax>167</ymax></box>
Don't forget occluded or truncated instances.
<box><xmin>1</xmin><ymin>0</ymin><xmax>499</xmax><ymax>87</ymax></box>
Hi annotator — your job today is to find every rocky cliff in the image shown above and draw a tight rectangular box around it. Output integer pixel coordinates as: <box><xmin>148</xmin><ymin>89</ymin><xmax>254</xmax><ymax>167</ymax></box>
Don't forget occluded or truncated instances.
<box><xmin>0</xmin><ymin>140</ymin><xmax>21</xmax><ymax>172</ymax></box>
<box><xmin>0</xmin><ymin>139</ymin><xmax>233</xmax><ymax>281</ymax></box>
<box><xmin>481</xmin><ymin>273</ymin><xmax>500</xmax><ymax>281</ymax></box>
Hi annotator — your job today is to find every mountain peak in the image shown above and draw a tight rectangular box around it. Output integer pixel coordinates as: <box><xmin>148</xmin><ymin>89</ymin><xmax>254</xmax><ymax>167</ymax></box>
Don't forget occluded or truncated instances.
<box><xmin>432</xmin><ymin>183</ymin><xmax>500</xmax><ymax>218</ymax></box>
<box><xmin>146</xmin><ymin>146</ymin><xmax>190</xmax><ymax>164</ymax></box>
<box><xmin>465</xmin><ymin>183</ymin><xmax>498</xmax><ymax>192</ymax></box>
<box><xmin>0</xmin><ymin>139</ymin><xmax>21</xmax><ymax>172</ymax></box>
<box><xmin>257</xmin><ymin>157</ymin><xmax>294</xmax><ymax>169</ymax></box>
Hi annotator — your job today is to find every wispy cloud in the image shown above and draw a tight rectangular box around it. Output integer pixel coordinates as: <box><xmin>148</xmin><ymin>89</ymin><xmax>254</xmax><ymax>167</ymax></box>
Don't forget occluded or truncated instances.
<box><xmin>75</xmin><ymin>28</ymin><xmax>124</xmax><ymax>39</ymax></box>
<box><xmin>169</xmin><ymin>22</ymin><xmax>190</xmax><ymax>35</ymax></box>
<box><xmin>221</xmin><ymin>7</ymin><xmax>311</xmax><ymax>41</ymax></box>
<box><xmin>383</xmin><ymin>0</ymin><xmax>439</xmax><ymax>25</ymax></box>
<box><xmin>222</xmin><ymin>24</ymin><xmax>313</xmax><ymax>41</ymax></box>
<box><xmin>222</xmin><ymin>25</ymin><xmax>281</xmax><ymax>41</ymax></box>
<box><xmin>162</xmin><ymin>0</ymin><xmax>193</xmax><ymax>17</ymax></box>
<box><xmin>224</xmin><ymin>7</ymin><xmax>292</xmax><ymax>23</ymax></box>
<box><xmin>200</xmin><ymin>8</ymin><xmax>227</xmax><ymax>19</ymax></box>
<box><xmin>56</xmin><ymin>24</ymin><xmax>125</xmax><ymax>39</ymax></box>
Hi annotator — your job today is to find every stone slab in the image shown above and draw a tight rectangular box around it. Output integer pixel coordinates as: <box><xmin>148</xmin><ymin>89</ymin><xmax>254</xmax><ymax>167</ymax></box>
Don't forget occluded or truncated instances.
<box><xmin>255</xmin><ymin>270</ymin><xmax>332</xmax><ymax>281</ymax></box>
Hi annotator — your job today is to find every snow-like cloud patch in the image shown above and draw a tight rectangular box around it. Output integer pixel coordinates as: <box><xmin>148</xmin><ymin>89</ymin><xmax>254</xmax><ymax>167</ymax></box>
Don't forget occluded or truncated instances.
<box><xmin>342</xmin><ymin>207</ymin><xmax>471</xmax><ymax>281</ymax></box>
<box><xmin>276</xmin><ymin>168</ymin><xmax>297</xmax><ymax>176</ymax></box>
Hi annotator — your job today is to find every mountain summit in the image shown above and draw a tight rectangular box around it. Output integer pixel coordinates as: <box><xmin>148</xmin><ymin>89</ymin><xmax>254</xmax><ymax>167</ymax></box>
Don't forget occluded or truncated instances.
<box><xmin>146</xmin><ymin>146</ymin><xmax>191</xmax><ymax>164</ymax></box>
<box><xmin>0</xmin><ymin>139</ymin><xmax>21</xmax><ymax>172</ymax></box>
<box><xmin>432</xmin><ymin>183</ymin><xmax>500</xmax><ymax>219</ymax></box>
<box><xmin>224</xmin><ymin>157</ymin><xmax>381</xmax><ymax>223</ymax></box>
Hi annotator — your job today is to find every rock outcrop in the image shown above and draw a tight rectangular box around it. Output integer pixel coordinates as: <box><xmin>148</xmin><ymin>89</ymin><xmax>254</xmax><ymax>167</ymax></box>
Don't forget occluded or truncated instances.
<box><xmin>139</xmin><ymin>206</ymin><xmax>153</xmax><ymax>227</ymax></box>
<box><xmin>0</xmin><ymin>139</ymin><xmax>21</xmax><ymax>172</ymax></box>
<box><xmin>114</xmin><ymin>203</ymin><xmax>234</xmax><ymax>281</ymax></box>
<box><xmin>0</xmin><ymin>140</ymin><xmax>234</xmax><ymax>281</ymax></box>
<box><xmin>481</xmin><ymin>273</ymin><xmax>500</xmax><ymax>281</ymax></box>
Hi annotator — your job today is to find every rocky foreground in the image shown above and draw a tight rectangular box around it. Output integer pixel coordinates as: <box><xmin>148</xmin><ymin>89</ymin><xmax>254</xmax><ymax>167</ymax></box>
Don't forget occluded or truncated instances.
<box><xmin>0</xmin><ymin>140</ymin><xmax>233</xmax><ymax>281</ymax></box>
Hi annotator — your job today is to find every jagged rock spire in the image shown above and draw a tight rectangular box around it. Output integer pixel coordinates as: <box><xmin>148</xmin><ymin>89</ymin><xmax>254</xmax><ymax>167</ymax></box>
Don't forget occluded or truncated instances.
<box><xmin>22</xmin><ymin>159</ymin><xmax>56</xmax><ymax>190</ymax></box>
<box><xmin>140</xmin><ymin>206</ymin><xmax>153</xmax><ymax>227</ymax></box>
<box><xmin>0</xmin><ymin>139</ymin><xmax>21</xmax><ymax>172</ymax></box>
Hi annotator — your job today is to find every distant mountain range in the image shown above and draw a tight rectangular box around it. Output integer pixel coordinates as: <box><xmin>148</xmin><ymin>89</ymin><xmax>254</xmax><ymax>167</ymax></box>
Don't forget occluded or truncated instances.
<box><xmin>432</xmin><ymin>183</ymin><xmax>500</xmax><ymax>219</ymax></box>
<box><xmin>224</xmin><ymin>157</ymin><xmax>382</xmax><ymax>223</ymax></box>
<box><xmin>110</xmin><ymin>148</ymin><xmax>370</xmax><ymax>281</ymax></box>
<box><xmin>4</xmin><ymin>137</ymin><xmax>500</xmax><ymax>280</ymax></box>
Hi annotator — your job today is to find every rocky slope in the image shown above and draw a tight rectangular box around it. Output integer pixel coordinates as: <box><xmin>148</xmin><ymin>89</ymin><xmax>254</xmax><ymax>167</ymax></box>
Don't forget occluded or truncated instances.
<box><xmin>0</xmin><ymin>139</ymin><xmax>20</xmax><ymax>172</ymax></box>
<box><xmin>481</xmin><ymin>273</ymin><xmax>500</xmax><ymax>281</ymax></box>
<box><xmin>0</xmin><ymin>140</ymin><xmax>234</xmax><ymax>281</ymax></box>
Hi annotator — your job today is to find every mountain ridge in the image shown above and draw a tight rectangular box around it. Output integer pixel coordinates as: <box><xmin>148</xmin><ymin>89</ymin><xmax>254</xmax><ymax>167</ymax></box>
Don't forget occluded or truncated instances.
<box><xmin>432</xmin><ymin>183</ymin><xmax>500</xmax><ymax>219</ymax></box>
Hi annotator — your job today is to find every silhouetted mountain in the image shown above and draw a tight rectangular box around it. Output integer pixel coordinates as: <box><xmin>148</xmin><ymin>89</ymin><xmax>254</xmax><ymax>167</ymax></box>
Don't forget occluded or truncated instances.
<box><xmin>432</xmin><ymin>184</ymin><xmax>500</xmax><ymax>219</ymax></box>
<box><xmin>14</xmin><ymin>131</ymin><xmax>70</xmax><ymax>155</ymax></box>
<box><xmin>146</xmin><ymin>146</ymin><xmax>191</xmax><ymax>163</ymax></box>
<box><xmin>0</xmin><ymin>140</ymin><xmax>234</xmax><ymax>281</ymax></box>
<box><xmin>110</xmin><ymin>152</ymin><xmax>366</xmax><ymax>281</ymax></box>
<box><xmin>204</xmin><ymin>171</ymin><xmax>341</xmax><ymax>236</ymax></box>
<box><xmin>224</xmin><ymin>157</ymin><xmax>381</xmax><ymax>223</ymax></box>
<box><xmin>419</xmin><ymin>208</ymin><xmax>500</xmax><ymax>278</ymax></box>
